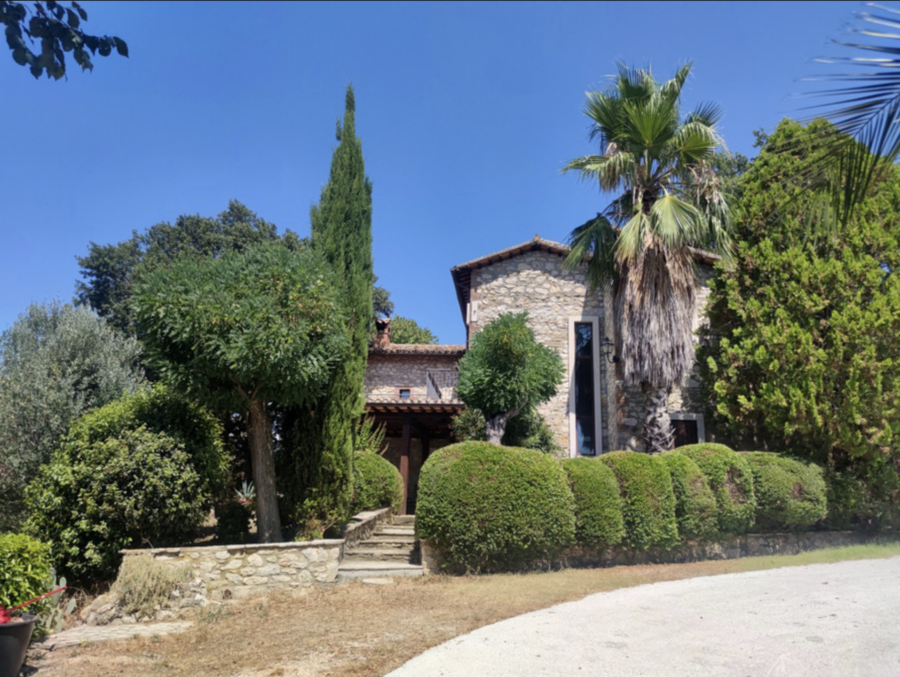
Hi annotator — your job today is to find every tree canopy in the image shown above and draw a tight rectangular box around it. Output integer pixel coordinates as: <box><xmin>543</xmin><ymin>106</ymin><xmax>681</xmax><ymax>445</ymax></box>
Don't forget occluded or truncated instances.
<box><xmin>457</xmin><ymin>312</ymin><xmax>564</xmax><ymax>444</ymax></box>
<box><xmin>703</xmin><ymin>118</ymin><xmax>900</xmax><ymax>489</ymax></box>
<box><xmin>390</xmin><ymin>315</ymin><xmax>438</xmax><ymax>345</ymax></box>
<box><xmin>0</xmin><ymin>301</ymin><xmax>144</xmax><ymax>530</ymax></box>
<box><xmin>133</xmin><ymin>243</ymin><xmax>348</xmax><ymax>542</ymax></box>
<box><xmin>76</xmin><ymin>200</ymin><xmax>296</xmax><ymax>333</ymax></box>
<box><xmin>2</xmin><ymin>1</ymin><xmax>127</xmax><ymax>79</ymax></box>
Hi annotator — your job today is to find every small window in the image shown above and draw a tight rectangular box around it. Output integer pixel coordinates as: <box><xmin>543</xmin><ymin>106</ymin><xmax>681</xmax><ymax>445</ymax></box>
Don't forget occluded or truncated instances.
<box><xmin>399</xmin><ymin>389</ymin><xmax>411</xmax><ymax>400</ymax></box>
<box><xmin>670</xmin><ymin>413</ymin><xmax>705</xmax><ymax>447</ymax></box>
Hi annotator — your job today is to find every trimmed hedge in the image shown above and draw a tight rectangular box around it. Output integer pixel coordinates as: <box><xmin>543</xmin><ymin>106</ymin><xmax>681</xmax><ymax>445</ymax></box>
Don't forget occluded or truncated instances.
<box><xmin>0</xmin><ymin>533</ymin><xmax>51</xmax><ymax>611</ymax></box>
<box><xmin>561</xmin><ymin>457</ymin><xmax>626</xmax><ymax>548</ymax></box>
<box><xmin>660</xmin><ymin>452</ymin><xmax>718</xmax><ymax>540</ymax></box>
<box><xmin>415</xmin><ymin>442</ymin><xmax>575</xmax><ymax>572</ymax></box>
<box><xmin>741</xmin><ymin>452</ymin><xmax>827</xmax><ymax>531</ymax></box>
<box><xmin>676</xmin><ymin>443</ymin><xmax>756</xmax><ymax>534</ymax></box>
<box><xmin>599</xmin><ymin>451</ymin><xmax>678</xmax><ymax>549</ymax></box>
<box><xmin>350</xmin><ymin>452</ymin><xmax>404</xmax><ymax>515</ymax></box>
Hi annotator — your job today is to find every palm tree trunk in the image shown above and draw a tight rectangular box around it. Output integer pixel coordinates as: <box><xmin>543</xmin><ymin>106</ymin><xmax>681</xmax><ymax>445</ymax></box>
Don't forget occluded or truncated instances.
<box><xmin>642</xmin><ymin>382</ymin><xmax>674</xmax><ymax>454</ymax></box>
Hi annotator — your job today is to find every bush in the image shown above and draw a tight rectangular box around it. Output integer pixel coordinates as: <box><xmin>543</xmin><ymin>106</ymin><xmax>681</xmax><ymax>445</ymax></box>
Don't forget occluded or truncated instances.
<box><xmin>0</xmin><ymin>533</ymin><xmax>51</xmax><ymax>611</ymax></box>
<box><xmin>824</xmin><ymin>466</ymin><xmax>899</xmax><ymax>531</ymax></box>
<box><xmin>676</xmin><ymin>443</ymin><xmax>756</xmax><ymax>534</ymax></box>
<box><xmin>64</xmin><ymin>383</ymin><xmax>228</xmax><ymax>498</ymax></box>
<box><xmin>350</xmin><ymin>452</ymin><xmax>404</xmax><ymax>515</ymax></box>
<box><xmin>112</xmin><ymin>554</ymin><xmax>192</xmax><ymax>618</ymax></box>
<box><xmin>215</xmin><ymin>501</ymin><xmax>252</xmax><ymax>543</ymax></box>
<box><xmin>599</xmin><ymin>451</ymin><xmax>678</xmax><ymax>549</ymax></box>
<box><xmin>26</xmin><ymin>426</ymin><xmax>209</xmax><ymax>583</ymax></box>
<box><xmin>415</xmin><ymin>441</ymin><xmax>575</xmax><ymax>572</ymax></box>
<box><xmin>453</xmin><ymin>406</ymin><xmax>561</xmax><ymax>454</ymax></box>
<box><xmin>561</xmin><ymin>458</ymin><xmax>625</xmax><ymax>548</ymax></box>
<box><xmin>741</xmin><ymin>452</ymin><xmax>828</xmax><ymax>531</ymax></box>
<box><xmin>660</xmin><ymin>452</ymin><xmax>718</xmax><ymax>540</ymax></box>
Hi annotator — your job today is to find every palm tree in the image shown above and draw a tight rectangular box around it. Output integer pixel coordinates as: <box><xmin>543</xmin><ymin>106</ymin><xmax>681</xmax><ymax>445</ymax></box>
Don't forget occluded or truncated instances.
<box><xmin>563</xmin><ymin>63</ymin><xmax>732</xmax><ymax>454</ymax></box>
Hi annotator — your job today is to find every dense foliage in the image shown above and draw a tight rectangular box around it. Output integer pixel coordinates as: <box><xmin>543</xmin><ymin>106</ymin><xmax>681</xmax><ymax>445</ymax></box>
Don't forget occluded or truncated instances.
<box><xmin>599</xmin><ymin>451</ymin><xmax>678</xmax><ymax>549</ymax></box>
<box><xmin>660</xmin><ymin>452</ymin><xmax>718</xmax><ymax>540</ymax></box>
<box><xmin>563</xmin><ymin>63</ymin><xmax>732</xmax><ymax>453</ymax></box>
<box><xmin>1</xmin><ymin>0</ymin><xmax>126</xmax><ymax>79</ymax></box>
<box><xmin>279</xmin><ymin>86</ymin><xmax>373</xmax><ymax>535</ymax></box>
<box><xmin>676</xmin><ymin>444</ymin><xmax>756</xmax><ymax>534</ymax></box>
<box><xmin>350</xmin><ymin>452</ymin><xmax>404</xmax><ymax>515</ymax></box>
<box><xmin>703</xmin><ymin>119</ymin><xmax>900</xmax><ymax>499</ymax></box>
<box><xmin>26</xmin><ymin>425</ymin><xmax>208</xmax><ymax>583</ymax></box>
<box><xmin>416</xmin><ymin>442</ymin><xmax>575</xmax><ymax>572</ymax></box>
<box><xmin>0</xmin><ymin>301</ymin><xmax>144</xmax><ymax>530</ymax></box>
<box><xmin>741</xmin><ymin>452</ymin><xmax>827</xmax><ymax>531</ymax></box>
<box><xmin>133</xmin><ymin>242</ymin><xmax>348</xmax><ymax>542</ymax></box>
<box><xmin>389</xmin><ymin>316</ymin><xmax>438</xmax><ymax>345</ymax></box>
<box><xmin>561</xmin><ymin>457</ymin><xmax>626</xmax><ymax>548</ymax></box>
<box><xmin>452</xmin><ymin>406</ymin><xmax>561</xmax><ymax>454</ymax></box>
<box><xmin>0</xmin><ymin>533</ymin><xmax>51</xmax><ymax>610</ymax></box>
<box><xmin>457</xmin><ymin>312</ymin><xmax>564</xmax><ymax>444</ymax></box>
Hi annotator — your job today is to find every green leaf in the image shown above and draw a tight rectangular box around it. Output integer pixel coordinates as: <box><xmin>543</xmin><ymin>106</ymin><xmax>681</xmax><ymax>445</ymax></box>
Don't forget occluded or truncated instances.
<box><xmin>65</xmin><ymin>8</ymin><xmax>79</xmax><ymax>29</ymax></box>
<box><xmin>113</xmin><ymin>36</ymin><xmax>128</xmax><ymax>57</ymax></box>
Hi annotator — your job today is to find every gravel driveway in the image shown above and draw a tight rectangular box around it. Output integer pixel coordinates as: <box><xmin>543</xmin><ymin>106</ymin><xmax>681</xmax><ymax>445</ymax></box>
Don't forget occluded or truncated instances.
<box><xmin>387</xmin><ymin>556</ymin><xmax>900</xmax><ymax>676</ymax></box>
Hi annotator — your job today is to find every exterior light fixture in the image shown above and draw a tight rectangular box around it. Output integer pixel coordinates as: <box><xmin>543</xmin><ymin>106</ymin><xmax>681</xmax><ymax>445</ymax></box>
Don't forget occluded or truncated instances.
<box><xmin>600</xmin><ymin>336</ymin><xmax>620</xmax><ymax>364</ymax></box>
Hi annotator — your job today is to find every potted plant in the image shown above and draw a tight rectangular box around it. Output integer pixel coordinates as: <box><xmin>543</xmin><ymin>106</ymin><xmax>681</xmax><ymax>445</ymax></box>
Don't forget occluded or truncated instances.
<box><xmin>0</xmin><ymin>586</ymin><xmax>64</xmax><ymax>677</ymax></box>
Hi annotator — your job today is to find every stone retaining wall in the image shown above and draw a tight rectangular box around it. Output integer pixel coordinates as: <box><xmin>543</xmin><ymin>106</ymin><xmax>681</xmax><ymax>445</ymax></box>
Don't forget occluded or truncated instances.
<box><xmin>421</xmin><ymin>531</ymin><xmax>892</xmax><ymax>574</ymax></box>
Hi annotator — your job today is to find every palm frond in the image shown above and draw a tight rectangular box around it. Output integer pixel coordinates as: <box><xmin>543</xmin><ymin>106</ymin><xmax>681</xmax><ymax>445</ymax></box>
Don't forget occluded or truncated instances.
<box><xmin>684</xmin><ymin>101</ymin><xmax>724</xmax><ymax>128</ymax></box>
<box><xmin>658</xmin><ymin>62</ymin><xmax>693</xmax><ymax>106</ymax></box>
<box><xmin>563</xmin><ymin>214</ymin><xmax>618</xmax><ymax>291</ymax></box>
<box><xmin>615</xmin><ymin>211</ymin><xmax>651</xmax><ymax>263</ymax></box>
<box><xmin>650</xmin><ymin>194</ymin><xmax>704</xmax><ymax>247</ymax></box>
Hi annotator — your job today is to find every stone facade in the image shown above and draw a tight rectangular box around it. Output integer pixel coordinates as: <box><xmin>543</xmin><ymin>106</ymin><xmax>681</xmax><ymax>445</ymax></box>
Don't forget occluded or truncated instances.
<box><xmin>365</xmin><ymin>353</ymin><xmax>461</xmax><ymax>403</ymax></box>
<box><xmin>120</xmin><ymin>540</ymin><xmax>343</xmax><ymax>602</ymax></box>
<box><xmin>467</xmin><ymin>247</ymin><xmax>614</xmax><ymax>454</ymax></box>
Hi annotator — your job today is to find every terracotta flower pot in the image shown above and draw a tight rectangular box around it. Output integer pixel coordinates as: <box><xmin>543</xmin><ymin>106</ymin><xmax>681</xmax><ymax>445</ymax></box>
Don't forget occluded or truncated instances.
<box><xmin>0</xmin><ymin>613</ymin><xmax>37</xmax><ymax>677</ymax></box>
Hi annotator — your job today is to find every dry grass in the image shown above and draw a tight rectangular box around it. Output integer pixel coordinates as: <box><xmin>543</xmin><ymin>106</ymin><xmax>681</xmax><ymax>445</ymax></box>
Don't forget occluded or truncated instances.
<box><xmin>29</xmin><ymin>543</ymin><xmax>900</xmax><ymax>677</ymax></box>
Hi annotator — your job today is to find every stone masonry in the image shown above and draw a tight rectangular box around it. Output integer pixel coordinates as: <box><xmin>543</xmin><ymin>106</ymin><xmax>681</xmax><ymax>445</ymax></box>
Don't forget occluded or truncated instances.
<box><xmin>365</xmin><ymin>353</ymin><xmax>461</xmax><ymax>403</ymax></box>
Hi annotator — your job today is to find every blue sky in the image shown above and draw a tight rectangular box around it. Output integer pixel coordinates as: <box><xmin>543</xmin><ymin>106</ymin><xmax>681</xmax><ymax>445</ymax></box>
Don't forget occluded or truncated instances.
<box><xmin>0</xmin><ymin>1</ymin><xmax>866</xmax><ymax>345</ymax></box>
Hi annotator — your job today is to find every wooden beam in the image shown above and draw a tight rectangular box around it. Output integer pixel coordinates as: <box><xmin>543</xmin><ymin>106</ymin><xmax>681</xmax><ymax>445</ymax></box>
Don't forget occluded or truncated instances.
<box><xmin>399</xmin><ymin>415</ymin><xmax>412</xmax><ymax>515</ymax></box>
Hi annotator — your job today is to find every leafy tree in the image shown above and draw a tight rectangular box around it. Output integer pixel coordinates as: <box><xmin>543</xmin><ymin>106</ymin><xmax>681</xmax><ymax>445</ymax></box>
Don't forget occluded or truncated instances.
<box><xmin>76</xmin><ymin>200</ymin><xmax>294</xmax><ymax>333</ymax></box>
<box><xmin>456</xmin><ymin>311</ymin><xmax>564</xmax><ymax>444</ymax></box>
<box><xmin>389</xmin><ymin>315</ymin><xmax>438</xmax><ymax>344</ymax></box>
<box><xmin>278</xmin><ymin>85</ymin><xmax>373</xmax><ymax>533</ymax></box>
<box><xmin>132</xmin><ymin>243</ymin><xmax>348</xmax><ymax>542</ymax></box>
<box><xmin>702</xmin><ymin>118</ymin><xmax>900</xmax><ymax>491</ymax></box>
<box><xmin>0</xmin><ymin>301</ymin><xmax>144</xmax><ymax>530</ymax></box>
<box><xmin>2</xmin><ymin>1</ymin><xmax>126</xmax><ymax>80</ymax></box>
<box><xmin>563</xmin><ymin>63</ymin><xmax>732</xmax><ymax>454</ymax></box>
<box><xmin>372</xmin><ymin>276</ymin><xmax>394</xmax><ymax>319</ymax></box>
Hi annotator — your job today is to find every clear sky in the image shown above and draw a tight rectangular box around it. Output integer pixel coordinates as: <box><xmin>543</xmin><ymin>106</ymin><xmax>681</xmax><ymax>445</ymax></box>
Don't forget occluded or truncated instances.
<box><xmin>0</xmin><ymin>1</ymin><xmax>866</xmax><ymax>345</ymax></box>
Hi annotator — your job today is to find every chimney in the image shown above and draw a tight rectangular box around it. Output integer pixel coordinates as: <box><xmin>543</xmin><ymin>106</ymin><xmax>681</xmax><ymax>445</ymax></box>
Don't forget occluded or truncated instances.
<box><xmin>375</xmin><ymin>317</ymin><xmax>391</xmax><ymax>348</ymax></box>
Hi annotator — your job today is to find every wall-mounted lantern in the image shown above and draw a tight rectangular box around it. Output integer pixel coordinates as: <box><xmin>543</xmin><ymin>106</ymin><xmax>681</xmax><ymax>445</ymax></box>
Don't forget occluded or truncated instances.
<box><xmin>600</xmin><ymin>336</ymin><xmax>620</xmax><ymax>364</ymax></box>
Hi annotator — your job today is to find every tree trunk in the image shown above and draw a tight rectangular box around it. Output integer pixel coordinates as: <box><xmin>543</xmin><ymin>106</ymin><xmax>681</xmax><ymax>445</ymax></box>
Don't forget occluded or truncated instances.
<box><xmin>247</xmin><ymin>399</ymin><xmax>282</xmax><ymax>543</ymax></box>
<box><xmin>641</xmin><ymin>382</ymin><xmax>674</xmax><ymax>454</ymax></box>
<box><xmin>484</xmin><ymin>402</ymin><xmax>527</xmax><ymax>445</ymax></box>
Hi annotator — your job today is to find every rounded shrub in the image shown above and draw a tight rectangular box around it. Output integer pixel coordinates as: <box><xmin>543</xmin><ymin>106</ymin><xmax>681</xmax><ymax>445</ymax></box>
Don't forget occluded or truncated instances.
<box><xmin>599</xmin><ymin>451</ymin><xmax>678</xmax><ymax>549</ymax></box>
<box><xmin>821</xmin><ymin>468</ymin><xmax>900</xmax><ymax>530</ymax></box>
<box><xmin>0</xmin><ymin>533</ymin><xmax>52</xmax><ymax>611</ymax></box>
<box><xmin>660</xmin><ymin>452</ymin><xmax>718</xmax><ymax>540</ymax></box>
<box><xmin>62</xmin><ymin>383</ymin><xmax>229</xmax><ymax>498</ymax></box>
<box><xmin>561</xmin><ymin>457</ymin><xmax>625</xmax><ymax>548</ymax></box>
<box><xmin>26</xmin><ymin>426</ymin><xmax>209</xmax><ymax>583</ymax></box>
<box><xmin>415</xmin><ymin>441</ymin><xmax>575</xmax><ymax>572</ymax></box>
<box><xmin>676</xmin><ymin>443</ymin><xmax>756</xmax><ymax>535</ymax></box>
<box><xmin>350</xmin><ymin>452</ymin><xmax>404</xmax><ymax>515</ymax></box>
<box><xmin>741</xmin><ymin>453</ymin><xmax>827</xmax><ymax>531</ymax></box>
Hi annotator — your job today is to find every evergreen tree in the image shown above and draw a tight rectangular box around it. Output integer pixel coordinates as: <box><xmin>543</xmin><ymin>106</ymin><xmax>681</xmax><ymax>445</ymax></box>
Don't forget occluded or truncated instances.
<box><xmin>703</xmin><ymin>119</ymin><xmax>900</xmax><ymax>491</ymax></box>
<box><xmin>279</xmin><ymin>85</ymin><xmax>373</xmax><ymax>533</ymax></box>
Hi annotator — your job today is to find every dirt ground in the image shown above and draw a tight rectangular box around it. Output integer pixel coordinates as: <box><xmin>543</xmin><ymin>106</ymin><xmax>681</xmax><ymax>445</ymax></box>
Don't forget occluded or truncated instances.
<box><xmin>25</xmin><ymin>544</ymin><xmax>900</xmax><ymax>677</ymax></box>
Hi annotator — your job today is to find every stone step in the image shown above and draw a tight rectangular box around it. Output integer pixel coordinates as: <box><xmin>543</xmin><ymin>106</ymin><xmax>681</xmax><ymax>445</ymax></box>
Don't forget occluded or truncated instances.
<box><xmin>337</xmin><ymin>561</ymin><xmax>424</xmax><ymax>581</ymax></box>
<box><xmin>356</xmin><ymin>536</ymin><xmax>417</xmax><ymax>548</ymax></box>
<box><xmin>344</xmin><ymin>548</ymin><xmax>420</xmax><ymax>563</ymax></box>
<box><xmin>393</xmin><ymin>515</ymin><xmax>416</xmax><ymax>526</ymax></box>
<box><xmin>378</xmin><ymin>527</ymin><xmax>415</xmax><ymax>536</ymax></box>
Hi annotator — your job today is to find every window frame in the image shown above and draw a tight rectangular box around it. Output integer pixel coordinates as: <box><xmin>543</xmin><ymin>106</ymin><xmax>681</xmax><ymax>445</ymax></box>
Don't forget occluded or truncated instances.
<box><xmin>669</xmin><ymin>412</ymin><xmax>706</xmax><ymax>445</ymax></box>
<box><xmin>567</xmin><ymin>316</ymin><xmax>604</xmax><ymax>457</ymax></box>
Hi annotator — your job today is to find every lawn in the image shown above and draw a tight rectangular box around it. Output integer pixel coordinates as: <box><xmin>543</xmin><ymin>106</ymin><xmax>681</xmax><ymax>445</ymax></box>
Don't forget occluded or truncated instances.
<box><xmin>28</xmin><ymin>543</ymin><xmax>900</xmax><ymax>677</ymax></box>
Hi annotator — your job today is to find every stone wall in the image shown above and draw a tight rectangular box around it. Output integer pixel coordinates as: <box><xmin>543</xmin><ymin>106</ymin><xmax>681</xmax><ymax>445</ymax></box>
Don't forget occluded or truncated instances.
<box><xmin>469</xmin><ymin>249</ymin><xmax>611</xmax><ymax>455</ymax></box>
<box><xmin>120</xmin><ymin>540</ymin><xmax>343</xmax><ymax>602</ymax></box>
<box><xmin>365</xmin><ymin>353</ymin><xmax>460</xmax><ymax>402</ymax></box>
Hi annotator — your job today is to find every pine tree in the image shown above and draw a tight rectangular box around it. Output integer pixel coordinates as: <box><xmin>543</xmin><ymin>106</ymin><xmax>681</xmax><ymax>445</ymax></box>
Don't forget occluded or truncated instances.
<box><xmin>279</xmin><ymin>86</ymin><xmax>373</xmax><ymax>533</ymax></box>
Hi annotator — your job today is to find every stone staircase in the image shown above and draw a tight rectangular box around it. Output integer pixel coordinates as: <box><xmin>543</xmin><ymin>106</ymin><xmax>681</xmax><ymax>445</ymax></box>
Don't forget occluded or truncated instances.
<box><xmin>337</xmin><ymin>515</ymin><xmax>423</xmax><ymax>581</ymax></box>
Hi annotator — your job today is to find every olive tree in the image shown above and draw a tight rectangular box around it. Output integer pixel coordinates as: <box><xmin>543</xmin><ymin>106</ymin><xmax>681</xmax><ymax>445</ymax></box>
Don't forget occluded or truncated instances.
<box><xmin>133</xmin><ymin>243</ymin><xmax>348</xmax><ymax>542</ymax></box>
<box><xmin>456</xmin><ymin>312</ymin><xmax>564</xmax><ymax>444</ymax></box>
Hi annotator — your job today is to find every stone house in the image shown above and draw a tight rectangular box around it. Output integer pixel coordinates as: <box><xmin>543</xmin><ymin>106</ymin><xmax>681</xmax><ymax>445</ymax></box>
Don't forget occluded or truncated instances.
<box><xmin>365</xmin><ymin>235</ymin><xmax>718</xmax><ymax>513</ymax></box>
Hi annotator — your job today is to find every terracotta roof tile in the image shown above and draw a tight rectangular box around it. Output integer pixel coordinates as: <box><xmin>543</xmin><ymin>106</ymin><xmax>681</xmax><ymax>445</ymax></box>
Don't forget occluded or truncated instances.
<box><xmin>368</xmin><ymin>344</ymin><xmax>466</xmax><ymax>357</ymax></box>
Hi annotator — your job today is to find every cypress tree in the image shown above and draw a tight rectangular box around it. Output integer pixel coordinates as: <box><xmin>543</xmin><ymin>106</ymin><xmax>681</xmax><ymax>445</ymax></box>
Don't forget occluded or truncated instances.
<box><xmin>279</xmin><ymin>85</ymin><xmax>373</xmax><ymax>533</ymax></box>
